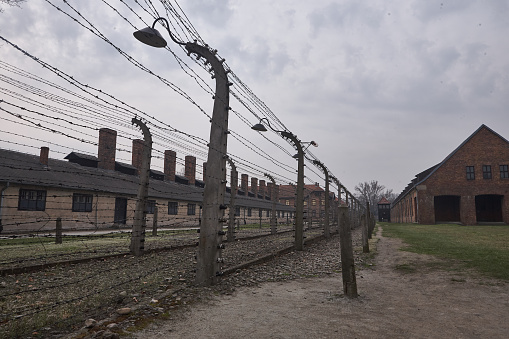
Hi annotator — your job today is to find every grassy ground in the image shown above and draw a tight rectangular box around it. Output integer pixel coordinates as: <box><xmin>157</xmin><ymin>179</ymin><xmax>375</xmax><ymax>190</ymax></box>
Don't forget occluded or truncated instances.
<box><xmin>381</xmin><ymin>222</ymin><xmax>509</xmax><ymax>280</ymax></box>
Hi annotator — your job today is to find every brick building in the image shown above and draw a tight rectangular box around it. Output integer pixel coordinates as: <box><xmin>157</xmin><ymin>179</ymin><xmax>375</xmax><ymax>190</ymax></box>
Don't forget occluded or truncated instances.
<box><xmin>377</xmin><ymin>197</ymin><xmax>391</xmax><ymax>222</ymax></box>
<box><xmin>278</xmin><ymin>183</ymin><xmax>337</xmax><ymax>221</ymax></box>
<box><xmin>392</xmin><ymin>124</ymin><xmax>509</xmax><ymax>225</ymax></box>
<box><xmin>0</xmin><ymin>128</ymin><xmax>293</xmax><ymax>233</ymax></box>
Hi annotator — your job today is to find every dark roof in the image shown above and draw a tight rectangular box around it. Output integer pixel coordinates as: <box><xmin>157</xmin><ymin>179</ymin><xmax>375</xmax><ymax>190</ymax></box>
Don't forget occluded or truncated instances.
<box><xmin>0</xmin><ymin>148</ymin><xmax>292</xmax><ymax>211</ymax></box>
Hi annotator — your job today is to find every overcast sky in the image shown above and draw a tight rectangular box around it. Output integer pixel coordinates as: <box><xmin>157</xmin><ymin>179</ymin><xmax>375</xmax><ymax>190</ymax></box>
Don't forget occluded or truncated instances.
<box><xmin>1</xmin><ymin>0</ymin><xmax>508</xmax><ymax>198</ymax></box>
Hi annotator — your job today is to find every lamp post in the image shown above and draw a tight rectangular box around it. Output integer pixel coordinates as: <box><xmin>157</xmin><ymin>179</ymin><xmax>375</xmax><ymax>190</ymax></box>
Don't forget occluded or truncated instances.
<box><xmin>312</xmin><ymin>160</ymin><xmax>330</xmax><ymax>238</ymax></box>
<box><xmin>252</xmin><ymin>118</ymin><xmax>317</xmax><ymax>250</ymax></box>
<box><xmin>134</xmin><ymin>18</ymin><xmax>231</xmax><ymax>286</ymax></box>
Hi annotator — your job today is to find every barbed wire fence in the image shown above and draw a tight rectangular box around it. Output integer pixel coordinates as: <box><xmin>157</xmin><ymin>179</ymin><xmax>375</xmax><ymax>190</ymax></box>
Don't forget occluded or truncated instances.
<box><xmin>0</xmin><ymin>0</ymin><xmax>375</xmax><ymax>336</ymax></box>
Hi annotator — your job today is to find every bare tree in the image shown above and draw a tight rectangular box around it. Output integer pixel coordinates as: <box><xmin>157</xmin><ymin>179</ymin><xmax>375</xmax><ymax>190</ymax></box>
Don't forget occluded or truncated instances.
<box><xmin>1</xmin><ymin>0</ymin><xmax>26</xmax><ymax>12</ymax></box>
<box><xmin>354</xmin><ymin>180</ymin><xmax>395</xmax><ymax>218</ymax></box>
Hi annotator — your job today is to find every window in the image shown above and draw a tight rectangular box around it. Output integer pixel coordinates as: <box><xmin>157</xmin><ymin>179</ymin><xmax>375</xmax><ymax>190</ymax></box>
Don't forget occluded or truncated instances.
<box><xmin>285</xmin><ymin>200</ymin><xmax>289</xmax><ymax>206</ymax></box>
<box><xmin>482</xmin><ymin>165</ymin><xmax>492</xmax><ymax>179</ymax></box>
<box><xmin>18</xmin><ymin>189</ymin><xmax>46</xmax><ymax>211</ymax></box>
<box><xmin>72</xmin><ymin>193</ymin><xmax>93</xmax><ymax>212</ymax></box>
<box><xmin>247</xmin><ymin>208</ymin><xmax>252</xmax><ymax>217</ymax></box>
<box><xmin>312</xmin><ymin>199</ymin><xmax>316</xmax><ymax>206</ymax></box>
<box><xmin>321</xmin><ymin>199</ymin><xmax>325</xmax><ymax>205</ymax></box>
<box><xmin>277</xmin><ymin>211</ymin><xmax>280</xmax><ymax>218</ymax></box>
<box><xmin>145</xmin><ymin>200</ymin><xmax>156</xmax><ymax>214</ymax></box>
<box><xmin>500</xmin><ymin>165</ymin><xmax>509</xmax><ymax>179</ymax></box>
<box><xmin>304</xmin><ymin>201</ymin><xmax>307</xmax><ymax>206</ymax></box>
<box><xmin>235</xmin><ymin>206</ymin><xmax>240</xmax><ymax>216</ymax></box>
<box><xmin>466</xmin><ymin>166</ymin><xmax>475</xmax><ymax>180</ymax></box>
<box><xmin>258</xmin><ymin>209</ymin><xmax>262</xmax><ymax>217</ymax></box>
<box><xmin>168</xmin><ymin>202</ymin><xmax>178</xmax><ymax>215</ymax></box>
<box><xmin>187</xmin><ymin>203</ymin><xmax>196</xmax><ymax>215</ymax></box>
<box><xmin>266</xmin><ymin>210</ymin><xmax>270</xmax><ymax>217</ymax></box>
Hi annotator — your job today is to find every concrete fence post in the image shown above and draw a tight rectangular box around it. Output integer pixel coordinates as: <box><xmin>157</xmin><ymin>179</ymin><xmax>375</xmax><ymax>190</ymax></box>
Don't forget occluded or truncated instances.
<box><xmin>339</xmin><ymin>205</ymin><xmax>358</xmax><ymax>298</ymax></box>
<box><xmin>130</xmin><ymin>118</ymin><xmax>152</xmax><ymax>256</ymax></box>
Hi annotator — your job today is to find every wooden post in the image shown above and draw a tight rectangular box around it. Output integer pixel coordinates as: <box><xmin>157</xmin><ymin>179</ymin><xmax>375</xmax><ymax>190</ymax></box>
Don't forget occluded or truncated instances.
<box><xmin>55</xmin><ymin>217</ymin><xmax>62</xmax><ymax>244</ymax></box>
<box><xmin>362</xmin><ymin>212</ymin><xmax>369</xmax><ymax>253</ymax></box>
<box><xmin>367</xmin><ymin>201</ymin><xmax>374</xmax><ymax>239</ymax></box>
<box><xmin>152</xmin><ymin>204</ymin><xmax>158</xmax><ymax>236</ymax></box>
<box><xmin>339</xmin><ymin>205</ymin><xmax>358</xmax><ymax>298</ymax></box>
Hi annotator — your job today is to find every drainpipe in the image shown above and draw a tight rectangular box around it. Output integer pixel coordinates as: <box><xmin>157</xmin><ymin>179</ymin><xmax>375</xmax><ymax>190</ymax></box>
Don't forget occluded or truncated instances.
<box><xmin>0</xmin><ymin>182</ymin><xmax>10</xmax><ymax>233</ymax></box>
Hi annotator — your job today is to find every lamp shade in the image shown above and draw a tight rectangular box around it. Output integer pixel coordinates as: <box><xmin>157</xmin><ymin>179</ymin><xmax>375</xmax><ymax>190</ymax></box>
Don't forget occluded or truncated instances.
<box><xmin>133</xmin><ymin>27</ymin><xmax>167</xmax><ymax>48</ymax></box>
<box><xmin>251</xmin><ymin>123</ymin><xmax>268</xmax><ymax>132</ymax></box>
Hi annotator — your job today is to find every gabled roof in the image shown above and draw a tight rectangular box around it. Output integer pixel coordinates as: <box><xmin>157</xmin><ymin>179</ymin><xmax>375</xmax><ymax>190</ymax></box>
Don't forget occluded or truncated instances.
<box><xmin>393</xmin><ymin>124</ymin><xmax>509</xmax><ymax>205</ymax></box>
<box><xmin>378</xmin><ymin>197</ymin><xmax>391</xmax><ymax>205</ymax></box>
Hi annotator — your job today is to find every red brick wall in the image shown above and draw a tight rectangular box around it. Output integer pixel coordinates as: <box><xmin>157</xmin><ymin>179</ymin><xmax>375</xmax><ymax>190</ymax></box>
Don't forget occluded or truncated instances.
<box><xmin>164</xmin><ymin>150</ymin><xmax>176</xmax><ymax>182</ymax></box>
<box><xmin>394</xmin><ymin>126</ymin><xmax>509</xmax><ymax>225</ymax></box>
<box><xmin>185</xmin><ymin>155</ymin><xmax>196</xmax><ymax>185</ymax></box>
<box><xmin>98</xmin><ymin>128</ymin><xmax>117</xmax><ymax>171</ymax></box>
<box><xmin>132</xmin><ymin>139</ymin><xmax>144</xmax><ymax>175</ymax></box>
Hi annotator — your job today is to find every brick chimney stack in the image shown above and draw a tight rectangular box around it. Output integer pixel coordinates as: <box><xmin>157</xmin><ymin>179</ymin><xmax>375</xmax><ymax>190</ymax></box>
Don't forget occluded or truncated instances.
<box><xmin>98</xmin><ymin>128</ymin><xmax>117</xmax><ymax>171</ymax></box>
<box><xmin>164</xmin><ymin>150</ymin><xmax>176</xmax><ymax>181</ymax></box>
<box><xmin>241</xmin><ymin>174</ymin><xmax>249</xmax><ymax>195</ymax></box>
<box><xmin>259</xmin><ymin>180</ymin><xmax>266</xmax><ymax>199</ymax></box>
<box><xmin>267</xmin><ymin>182</ymin><xmax>273</xmax><ymax>199</ymax></box>
<box><xmin>132</xmin><ymin>139</ymin><xmax>144</xmax><ymax>175</ymax></box>
<box><xmin>40</xmin><ymin>146</ymin><xmax>49</xmax><ymax>166</ymax></box>
<box><xmin>185</xmin><ymin>155</ymin><xmax>196</xmax><ymax>185</ymax></box>
<box><xmin>251</xmin><ymin>177</ymin><xmax>258</xmax><ymax>196</ymax></box>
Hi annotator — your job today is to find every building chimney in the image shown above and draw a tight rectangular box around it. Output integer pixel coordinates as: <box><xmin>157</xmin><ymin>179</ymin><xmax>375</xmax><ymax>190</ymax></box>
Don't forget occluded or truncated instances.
<box><xmin>132</xmin><ymin>139</ymin><xmax>144</xmax><ymax>175</ymax></box>
<box><xmin>241</xmin><ymin>174</ymin><xmax>249</xmax><ymax>195</ymax></box>
<box><xmin>98</xmin><ymin>128</ymin><xmax>117</xmax><ymax>171</ymax></box>
<box><xmin>185</xmin><ymin>155</ymin><xmax>196</xmax><ymax>185</ymax></box>
<box><xmin>164</xmin><ymin>150</ymin><xmax>176</xmax><ymax>181</ymax></box>
<box><xmin>267</xmin><ymin>182</ymin><xmax>273</xmax><ymax>199</ymax></box>
<box><xmin>251</xmin><ymin>177</ymin><xmax>258</xmax><ymax>196</ymax></box>
<box><xmin>203</xmin><ymin>162</ymin><xmax>207</xmax><ymax>181</ymax></box>
<box><xmin>40</xmin><ymin>146</ymin><xmax>49</xmax><ymax>166</ymax></box>
<box><xmin>259</xmin><ymin>180</ymin><xmax>266</xmax><ymax>199</ymax></box>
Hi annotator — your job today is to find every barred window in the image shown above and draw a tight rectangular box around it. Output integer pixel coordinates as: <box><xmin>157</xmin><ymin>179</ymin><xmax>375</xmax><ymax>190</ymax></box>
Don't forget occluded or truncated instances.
<box><xmin>247</xmin><ymin>208</ymin><xmax>252</xmax><ymax>217</ymax></box>
<box><xmin>187</xmin><ymin>203</ymin><xmax>196</xmax><ymax>216</ymax></box>
<box><xmin>72</xmin><ymin>193</ymin><xmax>93</xmax><ymax>212</ymax></box>
<box><xmin>18</xmin><ymin>189</ymin><xmax>46</xmax><ymax>211</ymax></box>
<box><xmin>168</xmin><ymin>202</ymin><xmax>178</xmax><ymax>215</ymax></box>
<box><xmin>466</xmin><ymin>166</ymin><xmax>475</xmax><ymax>180</ymax></box>
<box><xmin>145</xmin><ymin>200</ymin><xmax>156</xmax><ymax>214</ymax></box>
<box><xmin>482</xmin><ymin>165</ymin><xmax>492</xmax><ymax>179</ymax></box>
<box><xmin>500</xmin><ymin>165</ymin><xmax>509</xmax><ymax>179</ymax></box>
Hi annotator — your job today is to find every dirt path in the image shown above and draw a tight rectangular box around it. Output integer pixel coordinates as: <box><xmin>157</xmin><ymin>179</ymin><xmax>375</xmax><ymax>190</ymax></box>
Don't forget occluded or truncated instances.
<box><xmin>133</xmin><ymin>227</ymin><xmax>509</xmax><ymax>338</ymax></box>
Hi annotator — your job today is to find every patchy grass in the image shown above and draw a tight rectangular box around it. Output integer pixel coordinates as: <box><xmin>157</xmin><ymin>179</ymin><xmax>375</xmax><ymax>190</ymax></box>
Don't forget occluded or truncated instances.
<box><xmin>382</xmin><ymin>223</ymin><xmax>509</xmax><ymax>280</ymax></box>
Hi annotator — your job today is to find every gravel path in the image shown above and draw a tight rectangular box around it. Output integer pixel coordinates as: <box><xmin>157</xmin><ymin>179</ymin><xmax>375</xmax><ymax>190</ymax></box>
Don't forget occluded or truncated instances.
<box><xmin>133</xmin><ymin>226</ymin><xmax>509</xmax><ymax>339</ymax></box>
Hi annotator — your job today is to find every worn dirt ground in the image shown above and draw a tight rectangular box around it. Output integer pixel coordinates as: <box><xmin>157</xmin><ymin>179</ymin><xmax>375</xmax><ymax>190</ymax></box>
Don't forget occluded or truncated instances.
<box><xmin>133</xmin><ymin>227</ymin><xmax>509</xmax><ymax>338</ymax></box>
